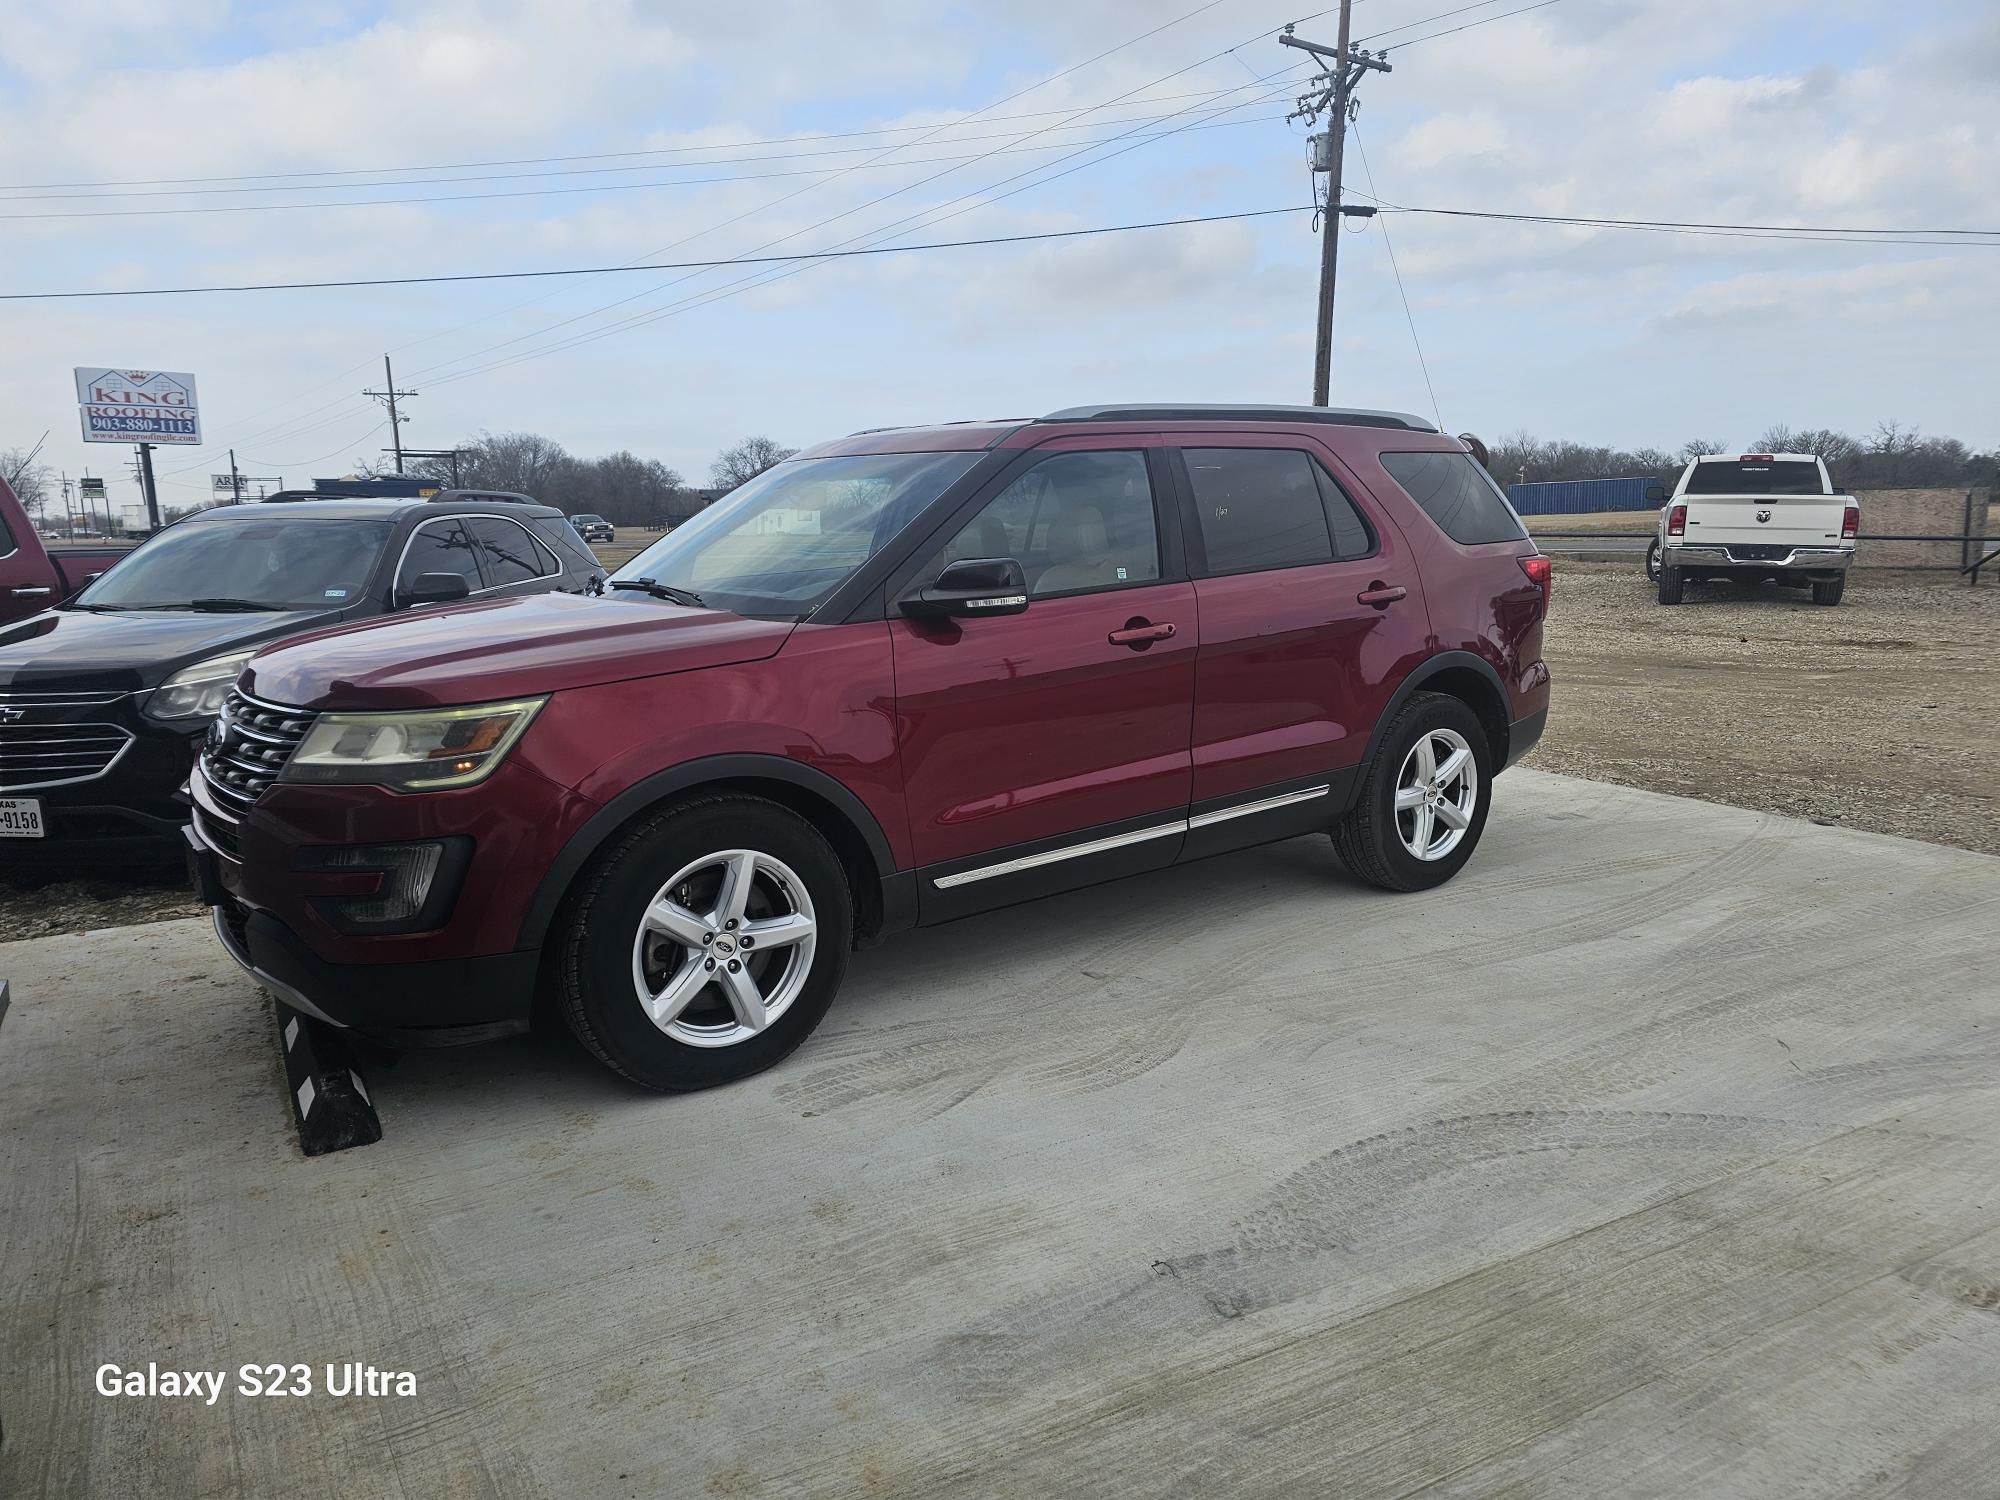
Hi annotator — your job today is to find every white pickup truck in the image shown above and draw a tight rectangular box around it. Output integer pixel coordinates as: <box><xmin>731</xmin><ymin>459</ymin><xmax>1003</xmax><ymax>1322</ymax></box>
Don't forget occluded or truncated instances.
<box><xmin>1650</xmin><ymin>453</ymin><xmax>1858</xmax><ymax>606</ymax></box>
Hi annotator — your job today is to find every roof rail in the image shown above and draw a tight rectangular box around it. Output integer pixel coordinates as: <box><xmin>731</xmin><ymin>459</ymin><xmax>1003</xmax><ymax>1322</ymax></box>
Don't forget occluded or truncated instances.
<box><xmin>426</xmin><ymin>488</ymin><xmax>541</xmax><ymax>506</ymax></box>
<box><xmin>1039</xmin><ymin>403</ymin><xmax>1438</xmax><ymax>433</ymax></box>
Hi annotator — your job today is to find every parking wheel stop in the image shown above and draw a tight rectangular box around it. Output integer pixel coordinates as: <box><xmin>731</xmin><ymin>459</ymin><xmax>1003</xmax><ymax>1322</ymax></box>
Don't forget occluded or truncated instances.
<box><xmin>275</xmin><ymin>1001</ymin><xmax>383</xmax><ymax>1155</ymax></box>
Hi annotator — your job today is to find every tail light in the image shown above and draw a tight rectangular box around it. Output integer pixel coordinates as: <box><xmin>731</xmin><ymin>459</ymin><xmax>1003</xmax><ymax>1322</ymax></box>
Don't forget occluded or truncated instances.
<box><xmin>1842</xmin><ymin>504</ymin><xmax>1859</xmax><ymax>539</ymax></box>
<box><xmin>1667</xmin><ymin>503</ymin><xmax>1687</xmax><ymax>537</ymax></box>
<box><xmin>1519</xmin><ymin>553</ymin><xmax>1552</xmax><ymax>606</ymax></box>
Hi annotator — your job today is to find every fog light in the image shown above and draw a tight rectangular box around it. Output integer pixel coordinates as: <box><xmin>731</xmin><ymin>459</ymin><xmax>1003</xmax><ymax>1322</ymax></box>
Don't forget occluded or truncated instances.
<box><xmin>300</xmin><ymin>838</ymin><xmax>470</xmax><ymax>934</ymax></box>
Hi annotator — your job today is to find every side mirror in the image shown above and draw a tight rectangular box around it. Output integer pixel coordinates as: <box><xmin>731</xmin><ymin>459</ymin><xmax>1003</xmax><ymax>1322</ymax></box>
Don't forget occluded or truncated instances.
<box><xmin>400</xmin><ymin>571</ymin><xmax>472</xmax><ymax>608</ymax></box>
<box><xmin>1644</xmin><ymin>481</ymin><xmax>1667</xmax><ymax>505</ymax></box>
<box><xmin>898</xmin><ymin>557</ymin><xmax>1029</xmax><ymax>619</ymax></box>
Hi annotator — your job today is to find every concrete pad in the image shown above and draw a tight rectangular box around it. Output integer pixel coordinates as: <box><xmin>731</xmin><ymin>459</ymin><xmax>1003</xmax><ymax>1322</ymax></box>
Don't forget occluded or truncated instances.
<box><xmin>2</xmin><ymin>768</ymin><xmax>1997</xmax><ymax>1497</ymax></box>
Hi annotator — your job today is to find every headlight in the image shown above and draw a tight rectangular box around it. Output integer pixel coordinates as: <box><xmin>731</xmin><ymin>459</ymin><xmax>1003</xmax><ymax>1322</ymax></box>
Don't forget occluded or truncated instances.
<box><xmin>145</xmin><ymin>650</ymin><xmax>255</xmax><ymax>722</ymax></box>
<box><xmin>279</xmin><ymin>698</ymin><xmax>546</xmax><ymax>791</ymax></box>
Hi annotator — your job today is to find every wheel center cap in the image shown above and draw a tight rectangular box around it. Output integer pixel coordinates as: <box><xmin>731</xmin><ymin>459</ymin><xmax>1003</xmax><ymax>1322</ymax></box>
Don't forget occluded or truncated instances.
<box><xmin>713</xmin><ymin>934</ymin><xmax>736</xmax><ymax>956</ymax></box>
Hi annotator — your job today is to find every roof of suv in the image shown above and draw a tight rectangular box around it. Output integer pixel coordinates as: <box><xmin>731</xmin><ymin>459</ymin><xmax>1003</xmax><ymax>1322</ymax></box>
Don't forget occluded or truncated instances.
<box><xmin>180</xmin><ymin>496</ymin><xmax>564</xmax><ymax>523</ymax></box>
<box><xmin>795</xmin><ymin>404</ymin><xmax>1445</xmax><ymax>460</ymax></box>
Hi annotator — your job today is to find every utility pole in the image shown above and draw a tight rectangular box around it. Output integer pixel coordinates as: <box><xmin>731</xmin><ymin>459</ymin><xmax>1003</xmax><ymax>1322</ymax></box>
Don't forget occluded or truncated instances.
<box><xmin>363</xmin><ymin>354</ymin><xmax>418</xmax><ymax>472</ymax></box>
<box><xmin>1282</xmin><ymin>7</ymin><xmax>1391</xmax><ymax>405</ymax></box>
<box><xmin>228</xmin><ymin>448</ymin><xmax>244</xmax><ymax>504</ymax></box>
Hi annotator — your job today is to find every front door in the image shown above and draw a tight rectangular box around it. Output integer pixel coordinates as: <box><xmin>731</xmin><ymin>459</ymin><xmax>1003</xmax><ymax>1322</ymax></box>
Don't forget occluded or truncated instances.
<box><xmin>888</xmin><ymin>441</ymin><xmax>1196</xmax><ymax>918</ymax></box>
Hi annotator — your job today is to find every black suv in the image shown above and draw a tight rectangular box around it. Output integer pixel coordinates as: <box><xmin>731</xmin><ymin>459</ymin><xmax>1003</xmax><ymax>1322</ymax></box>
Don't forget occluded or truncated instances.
<box><xmin>0</xmin><ymin>490</ymin><xmax>601</xmax><ymax>863</ymax></box>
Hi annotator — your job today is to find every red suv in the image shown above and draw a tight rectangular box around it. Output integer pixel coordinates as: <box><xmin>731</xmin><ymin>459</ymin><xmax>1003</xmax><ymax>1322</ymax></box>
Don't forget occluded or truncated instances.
<box><xmin>186</xmin><ymin>405</ymin><xmax>1550</xmax><ymax>1090</ymax></box>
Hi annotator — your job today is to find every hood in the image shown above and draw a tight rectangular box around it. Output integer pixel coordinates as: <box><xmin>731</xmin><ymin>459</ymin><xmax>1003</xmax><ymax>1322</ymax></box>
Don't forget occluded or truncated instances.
<box><xmin>0</xmin><ymin>606</ymin><xmax>340</xmax><ymax>693</ymax></box>
<box><xmin>243</xmin><ymin>591</ymin><xmax>795</xmax><ymax>710</ymax></box>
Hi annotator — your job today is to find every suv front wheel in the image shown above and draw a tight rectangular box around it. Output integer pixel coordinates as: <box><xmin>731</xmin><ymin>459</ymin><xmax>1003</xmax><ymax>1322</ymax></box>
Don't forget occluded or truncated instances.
<box><xmin>558</xmin><ymin>793</ymin><xmax>852</xmax><ymax>1091</ymax></box>
<box><xmin>1332</xmin><ymin>692</ymin><xmax>1493</xmax><ymax>892</ymax></box>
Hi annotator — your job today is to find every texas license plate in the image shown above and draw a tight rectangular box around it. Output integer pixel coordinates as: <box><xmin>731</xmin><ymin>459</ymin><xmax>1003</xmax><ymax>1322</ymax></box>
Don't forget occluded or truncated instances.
<box><xmin>0</xmin><ymin>798</ymin><xmax>46</xmax><ymax>838</ymax></box>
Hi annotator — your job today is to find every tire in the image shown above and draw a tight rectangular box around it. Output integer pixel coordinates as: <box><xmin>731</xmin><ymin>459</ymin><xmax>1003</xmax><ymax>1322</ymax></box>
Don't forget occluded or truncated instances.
<box><xmin>1645</xmin><ymin>538</ymin><xmax>1661</xmax><ymax>582</ymax></box>
<box><xmin>1332</xmin><ymin>692</ymin><xmax>1493</xmax><ymax>893</ymax></box>
<box><xmin>557</xmin><ymin>793</ymin><xmax>852</xmax><ymax>1091</ymax></box>
<box><xmin>1812</xmin><ymin>573</ymin><xmax>1846</xmax><ymax>606</ymax></box>
<box><xmin>1657</xmin><ymin>563</ymin><xmax>1684</xmax><ymax>605</ymax></box>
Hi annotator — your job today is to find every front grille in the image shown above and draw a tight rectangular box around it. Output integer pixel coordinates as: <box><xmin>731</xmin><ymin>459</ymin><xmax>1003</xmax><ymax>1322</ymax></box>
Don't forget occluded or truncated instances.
<box><xmin>197</xmin><ymin>690</ymin><xmax>317</xmax><ymax>819</ymax></box>
<box><xmin>0</xmin><ymin>721</ymin><xmax>133</xmax><ymax>789</ymax></box>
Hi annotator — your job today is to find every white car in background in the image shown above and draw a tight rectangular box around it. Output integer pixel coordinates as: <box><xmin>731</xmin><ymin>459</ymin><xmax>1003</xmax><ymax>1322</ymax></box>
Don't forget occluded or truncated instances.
<box><xmin>1649</xmin><ymin>453</ymin><xmax>1858</xmax><ymax>606</ymax></box>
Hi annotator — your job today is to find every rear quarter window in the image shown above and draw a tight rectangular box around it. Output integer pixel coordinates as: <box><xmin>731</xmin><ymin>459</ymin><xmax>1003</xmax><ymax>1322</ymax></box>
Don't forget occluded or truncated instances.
<box><xmin>1379</xmin><ymin>451</ymin><xmax>1527</xmax><ymax>545</ymax></box>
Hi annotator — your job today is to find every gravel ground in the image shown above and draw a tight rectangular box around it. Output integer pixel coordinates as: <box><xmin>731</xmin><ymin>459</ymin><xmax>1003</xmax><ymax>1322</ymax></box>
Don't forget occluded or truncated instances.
<box><xmin>2</xmin><ymin>556</ymin><xmax>1989</xmax><ymax>940</ymax></box>
<box><xmin>1528</xmin><ymin>563</ymin><xmax>1999</xmax><ymax>855</ymax></box>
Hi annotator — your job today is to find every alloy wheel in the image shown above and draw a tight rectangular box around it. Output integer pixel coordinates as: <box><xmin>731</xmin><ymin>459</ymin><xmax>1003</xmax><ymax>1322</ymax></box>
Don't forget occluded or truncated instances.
<box><xmin>630</xmin><ymin>849</ymin><xmax>818</xmax><ymax>1048</ymax></box>
<box><xmin>1394</xmin><ymin>727</ymin><xmax>1479</xmax><ymax>862</ymax></box>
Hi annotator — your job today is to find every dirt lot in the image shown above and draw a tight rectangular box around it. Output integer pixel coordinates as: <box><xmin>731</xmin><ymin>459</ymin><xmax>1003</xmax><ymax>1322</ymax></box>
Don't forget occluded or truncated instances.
<box><xmin>1531</xmin><ymin>564</ymin><xmax>1999</xmax><ymax>854</ymax></box>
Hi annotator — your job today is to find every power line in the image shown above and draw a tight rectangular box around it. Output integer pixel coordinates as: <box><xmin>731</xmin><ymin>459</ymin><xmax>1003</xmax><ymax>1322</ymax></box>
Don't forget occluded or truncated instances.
<box><xmin>6</xmin><ymin>207</ymin><xmax>1311</xmax><ymax>304</ymax></box>
<box><xmin>1349</xmin><ymin>196</ymin><xmax>2000</xmax><ymax>244</ymax></box>
<box><xmin>1379</xmin><ymin>0</ymin><xmax>1567</xmax><ymax>49</ymax></box>
<box><xmin>0</xmin><ymin>104</ymin><xmax>1295</xmax><ymax>221</ymax></box>
<box><xmin>0</xmin><ymin>84</ymin><xmax>1304</xmax><ymax>194</ymax></box>
<box><xmin>1350</xmin><ymin>125</ymin><xmax>1440</xmax><ymax>431</ymax></box>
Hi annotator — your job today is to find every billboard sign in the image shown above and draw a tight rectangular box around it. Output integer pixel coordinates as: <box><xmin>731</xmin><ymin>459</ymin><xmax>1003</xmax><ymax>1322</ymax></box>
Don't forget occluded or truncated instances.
<box><xmin>78</xmin><ymin>477</ymin><xmax>107</xmax><ymax>501</ymax></box>
<box><xmin>74</xmin><ymin>367</ymin><xmax>201</xmax><ymax>445</ymax></box>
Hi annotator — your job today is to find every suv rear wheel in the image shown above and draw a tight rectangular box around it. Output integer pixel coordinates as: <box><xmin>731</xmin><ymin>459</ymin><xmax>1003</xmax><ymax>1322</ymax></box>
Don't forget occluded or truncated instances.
<box><xmin>1333</xmin><ymin>693</ymin><xmax>1493</xmax><ymax>892</ymax></box>
<box><xmin>558</xmin><ymin>794</ymin><xmax>851</xmax><ymax>1091</ymax></box>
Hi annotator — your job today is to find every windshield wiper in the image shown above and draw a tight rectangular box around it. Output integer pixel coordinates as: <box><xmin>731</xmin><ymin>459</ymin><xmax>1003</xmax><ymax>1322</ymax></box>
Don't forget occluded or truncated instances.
<box><xmin>180</xmin><ymin>597</ymin><xmax>289</xmax><ymax>612</ymax></box>
<box><xmin>609</xmin><ymin>577</ymin><xmax>705</xmax><ymax>608</ymax></box>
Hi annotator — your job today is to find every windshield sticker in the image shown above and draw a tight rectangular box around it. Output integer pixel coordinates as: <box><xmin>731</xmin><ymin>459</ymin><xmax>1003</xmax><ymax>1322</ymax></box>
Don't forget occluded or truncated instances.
<box><xmin>324</xmin><ymin>588</ymin><xmax>350</xmax><ymax>599</ymax></box>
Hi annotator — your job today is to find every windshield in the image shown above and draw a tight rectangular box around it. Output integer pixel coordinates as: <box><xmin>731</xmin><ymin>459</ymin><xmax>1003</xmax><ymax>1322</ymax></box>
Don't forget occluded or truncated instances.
<box><xmin>574</xmin><ymin>515</ymin><xmax>606</xmax><ymax>524</ymax></box>
<box><xmin>612</xmin><ymin>451</ymin><xmax>983</xmax><ymax>618</ymax></box>
<box><xmin>1684</xmin><ymin>459</ymin><xmax>1825</xmax><ymax>496</ymax></box>
<box><xmin>73</xmin><ymin>517</ymin><xmax>394</xmax><ymax>610</ymax></box>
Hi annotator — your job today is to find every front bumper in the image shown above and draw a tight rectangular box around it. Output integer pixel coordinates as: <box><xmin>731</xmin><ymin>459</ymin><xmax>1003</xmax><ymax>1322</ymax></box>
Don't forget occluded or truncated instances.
<box><xmin>1663</xmin><ymin>543</ymin><xmax>1853</xmax><ymax>571</ymax></box>
<box><xmin>187</xmin><ymin>823</ymin><xmax>539</xmax><ymax>1045</ymax></box>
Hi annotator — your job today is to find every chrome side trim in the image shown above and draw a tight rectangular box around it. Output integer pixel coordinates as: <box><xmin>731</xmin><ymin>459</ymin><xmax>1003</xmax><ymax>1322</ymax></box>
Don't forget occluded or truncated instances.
<box><xmin>1186</xmin><ymin>783</ymin><xmax>1331</xmax><ymax>830</ymax></box>
<box><xmin>209</xmin><ymin>909</ymin><xmax>348</xmax><ymax>1028</ymax></box>
<box><xmin>933</xmin><ymin>784</ymin><xmax>1334</xmax><ymax>889</ymax></box>
<box><xmin>933</xmin><ymin>819</ymin><xmax>1185</xmax><ymax>889</ymax></box>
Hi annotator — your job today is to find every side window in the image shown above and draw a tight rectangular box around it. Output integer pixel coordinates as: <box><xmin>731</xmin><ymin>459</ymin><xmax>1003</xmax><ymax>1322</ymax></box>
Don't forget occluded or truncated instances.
<box><xmin>1379</xmin><ymin>451</ymin><xmax>1527</xmax><ymax>545</ymax></box>
<box><xmin>396</xmin><ymin>519</ymin><xmax>483</xmax><ymax>595</ymax></box>
<box><xmin>941</xmin><ymin>450</ymin><xmax>1160</xmax><ymax>598</ymax></box>
<box><xmin>465</xmin><ymin>516</ymin><xmax>554</xmax><ymax>586</ymax></box>
<box><xmin>1314</xmin><ymin>463</ymin><xmax>1376</xmax><ymax>561</ymax></box>
<box><xmin>1182</xmin><ymin>448</ymin><xmax>1334</xmax><ymax>574</ymax></box>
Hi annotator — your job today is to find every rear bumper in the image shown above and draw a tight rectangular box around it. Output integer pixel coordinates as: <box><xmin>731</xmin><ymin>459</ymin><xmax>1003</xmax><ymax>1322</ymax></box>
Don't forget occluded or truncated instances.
<box><xmin>1663</xmin><ymin>543</ymin><xmax>1853</xmax><ymax>571</ymax></box>
<box><xmin>1503</xmin><ymin>707</ymin><xmax>1547</xmax><ymax>770</ymax></box>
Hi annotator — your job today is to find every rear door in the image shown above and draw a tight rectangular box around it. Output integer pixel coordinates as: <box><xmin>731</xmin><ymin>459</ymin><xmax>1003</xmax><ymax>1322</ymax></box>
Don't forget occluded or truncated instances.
<box><xmin>1170</xmin><ymin>437</ymin><xmax>1426</xmax><ymax>855</ymax></box>
<box><xmin>0</xmin><ymin>501</ymin><xmax>59</xmax><ymax>621</ymax></box>
<box><xmin>887</xmin><ymin>437</ymin><xmax>1197</xmax><ymax>917</ymax></box>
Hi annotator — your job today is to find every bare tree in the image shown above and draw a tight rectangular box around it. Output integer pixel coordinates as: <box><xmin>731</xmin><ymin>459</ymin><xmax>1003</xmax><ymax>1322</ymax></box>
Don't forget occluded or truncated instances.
<box><xmin>0</xmin><ymin>446</ymin><xmax>53</xmax><ymax>524</ymax></box>
<box><xmin>709</xmin><ymin>436</ymin><xmax>796</xmax><ymax>492</ymax></box>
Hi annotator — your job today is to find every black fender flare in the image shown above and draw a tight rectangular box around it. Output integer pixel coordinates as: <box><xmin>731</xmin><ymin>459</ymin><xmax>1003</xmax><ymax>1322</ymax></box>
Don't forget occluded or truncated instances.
<box><xmin>515</xmin><ymin>753</ymin><xmax>899</xmax><ymax>951</ymax></box>
<box><xmin>1345</xmin><ymin>651</ymin><xmax>1513</xmax><ymax>807</ymax></box>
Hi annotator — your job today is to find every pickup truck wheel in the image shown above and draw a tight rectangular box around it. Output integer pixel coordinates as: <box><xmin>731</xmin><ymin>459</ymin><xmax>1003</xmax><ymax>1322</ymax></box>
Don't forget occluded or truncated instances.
<box><xmin>557</xmin><ymin>794</ymin><xmax>851</xmax><ymax>1092</ymax></box>
<box><xmin>1645</xmin><ymin>538</ymin><xmax>1661</xmax><ymax>581</ymax></box>
<box><xmin>1812</xmin><ymin>574</ymin><xmax>1846</xmax><ymax>606</ymax></box>
<box><xmin>1656</xmin><ymin>563</ymin><xmax>1684</xmax><ymax>605</ymax></box>
<box><xmin>1332</xmin><ymin>693</ymin><xmax>1492</xmax><ymax>892</ymax></box>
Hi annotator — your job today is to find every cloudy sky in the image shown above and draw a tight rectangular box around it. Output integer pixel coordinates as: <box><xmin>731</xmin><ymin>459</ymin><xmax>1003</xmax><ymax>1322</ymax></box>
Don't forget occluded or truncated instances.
<box><xmin>2</xmin><ymin>0</ymin><xmax>1993</xmax><ymax>512</ymax></box>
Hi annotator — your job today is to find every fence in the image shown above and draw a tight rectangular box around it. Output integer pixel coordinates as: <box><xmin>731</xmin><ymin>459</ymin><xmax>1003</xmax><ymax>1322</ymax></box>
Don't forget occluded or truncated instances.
<box><xmin>1506</xmin><ymin>477</ymin><xmax>1659</xmax><ymax>516</ymax></box>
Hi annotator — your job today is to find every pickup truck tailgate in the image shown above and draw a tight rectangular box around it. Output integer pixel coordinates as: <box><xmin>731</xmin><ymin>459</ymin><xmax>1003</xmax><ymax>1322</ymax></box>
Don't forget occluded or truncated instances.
<box><xmin>1685</xmin><ymin>496</ymin><xmax>1848</xmax><ymax>548</ymax></box>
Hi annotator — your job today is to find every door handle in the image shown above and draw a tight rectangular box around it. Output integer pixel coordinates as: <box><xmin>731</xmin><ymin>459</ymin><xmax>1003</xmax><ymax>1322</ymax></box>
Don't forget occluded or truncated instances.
<box><xmin>1108</xmin><ymin>619</ymin><xmax>1176</xmax><ymax>648</ymax></box>
<box><xmin>10</xmin><ymin>587</ymin><xmax>52</xmax><ymax>597</ymax></box>
<box><xmin>1357</xmin><ymin>583</ymin><xmax>1406</xmax><ymax>608</ymax></box>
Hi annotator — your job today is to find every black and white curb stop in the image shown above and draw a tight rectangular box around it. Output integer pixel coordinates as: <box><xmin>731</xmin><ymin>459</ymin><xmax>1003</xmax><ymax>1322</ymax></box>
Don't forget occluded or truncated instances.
<box><xmin>276</xmin><ymin>1001</ymin><xmax>383</xmax><ymax>1156</ymax></box>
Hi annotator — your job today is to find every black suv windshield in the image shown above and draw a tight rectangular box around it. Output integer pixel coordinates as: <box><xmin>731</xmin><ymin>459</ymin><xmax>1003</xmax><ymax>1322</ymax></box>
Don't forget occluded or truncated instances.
<box><xmin>74</xmin><ymin>517</ymin><xmax>394</xmax><ymax>610</ymax></box>
<box><xmin>612</xmin><ymin>451</ymin><xmax>983</xmax><ymax>618</ymax></box>
<box><xmin>574</xmin><ymin>515</ymin><xmax>607</xmax><ymax>524</ymax></box>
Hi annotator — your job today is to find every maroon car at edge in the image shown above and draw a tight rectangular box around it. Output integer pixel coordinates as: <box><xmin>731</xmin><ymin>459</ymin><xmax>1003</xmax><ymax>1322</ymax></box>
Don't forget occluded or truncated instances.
<box><xmin>186</xmin><ymin>405</ymin><xmax>1551</xmax><ymax>1091</ymax></box>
